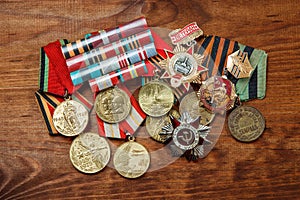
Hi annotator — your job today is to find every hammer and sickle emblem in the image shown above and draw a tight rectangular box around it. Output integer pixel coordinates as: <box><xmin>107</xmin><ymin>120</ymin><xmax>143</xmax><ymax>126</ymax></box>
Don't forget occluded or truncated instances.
<box><xmin>178</xmin><ymin>130</ymin><xmax>193</xmax><ymax>145</ymax></box>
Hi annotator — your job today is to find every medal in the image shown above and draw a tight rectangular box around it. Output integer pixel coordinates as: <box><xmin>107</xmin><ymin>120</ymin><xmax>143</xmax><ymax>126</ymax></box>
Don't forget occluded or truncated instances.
<box><xmin>226</xmin><ymin>50</ymin><xmax>253</xmax><ymax>79</ymax></box>
<box><xmin>146</xmin><ymin>109</ymin><xmax>180</xmax><ymax>143</ymax></box>
<box><xmin>228</xmin><ymin>106</ymin><xmax>265</xmax><ymax>142</ymax></box>
<box><xmin>95</xmin><ymin>87</ymin><xmax>131</xmax><ymax>124</ymax></box>
<box><xmin>179</xmin><ymin>92</ymin><xmax>215</xmax><ymax>125</ymax></box>
<box><xmin>113</xmin><ymin>136</ymin><xmax>150</xmax><ymax>178</ymax></box>
<box><xmin>69</xmin><ymin>132</ymin><xmax>110</xmax><ymax>174</ymax></box>
<box><xmin>52</xmin><ymin>97</ymin><xmax>89</xmax><ymax>137</ymax></box>
<box><xmin>160</xmin><ymin>112</ymin><xmax>211</xmax><ymax>160</ymax></box>
<box><xmin>198</xmin><ymin>76</ymin><xmax>237</xmax><ymax>113</ymax></box>
<box><xmin>138</xmin><ymin>81</ymin><xmax>174</xmax><ymax>117</ymax></box>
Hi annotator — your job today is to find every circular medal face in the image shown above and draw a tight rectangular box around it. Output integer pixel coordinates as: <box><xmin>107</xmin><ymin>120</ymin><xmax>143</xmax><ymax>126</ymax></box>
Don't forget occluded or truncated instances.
<box><xmin>146</xmin><ymin>114</ymin><xmax>171</xmax><ymax>143</ymax></box>
<box><xmin>69</xmin><ymin>132</ymin><xmax>110</xmax><ymax>174</ymax></box>
<box><xmin>199</xmin><ymin>76</ymin><xmax>236</xmax><ymax>113</ymax></box>
<box><xmin>179</xmin><ymin>92</ymin><xmax>215</xmax><ymax>125</ymax></box>
<box><xmin>169</xmin><ymin>52</ymin><xmax>198</xmax><ymax>80</ymax></box>
<box><xmin>95</xmin><ymin>87</ymin><xmax>131</xmax><ymax>123</ymax></box>
<box><xmin>53</xmin><ymin>100</ymin><xmax>88</xmax><ymax>137</ymax></box>
<box><xmin>113</xmin><ymin>141</ymin><xmax>150</xmax><ymax>179</ymax></box>
<box><xmin>172</xmin><ymin>124</ymin><xmax>200</xmax><ymax>150</ymax></box>
<box><xmin>228</xmin><ymin>106</ymin><xmax>265</xmax><ymax>142</ymax></box>
<box><xmin>138</xmin><ymin>81</ymin><xmax>174</xmax><ymax>117</ymax></box>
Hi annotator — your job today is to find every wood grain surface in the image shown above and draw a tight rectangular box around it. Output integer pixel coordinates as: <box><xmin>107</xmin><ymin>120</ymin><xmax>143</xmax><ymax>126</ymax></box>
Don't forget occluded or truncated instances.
<box><xmin>0</xmin><ymin>0</ymin><xmax>299</xmax><ymax>199</ymax></box>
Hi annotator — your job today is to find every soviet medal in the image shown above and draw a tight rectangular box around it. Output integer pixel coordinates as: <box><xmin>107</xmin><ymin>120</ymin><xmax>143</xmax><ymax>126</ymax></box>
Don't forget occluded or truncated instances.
<box><xmin>179</xmin><ymin>92</ymin><xmax>215</xmax><ymax>125</ymax></box>
<box><xmin>113</xmin><ymin>136</ymin><xmax>150</xmax><ymax>179</ymax></box>
<box><xmin>146</xmin><ymin>110</ymin><xmax>180</xmax><ymax>143</ymax></box>
<box><xmin>53</xmin><ymin>97</ymin><xmax>89</xmax><ymax>137</ymax></box>
<box><xmin>95</xmin><ymin>87</ymin><xmax>131</xmax><ymax>123</ymax></box>
<box><xmin>69</xmin><ymin>132</ymin><xmax>111</xmax><ymax>174</ymax></box>
<box><xmin>138</xmin><ymin>81</ymin><xmax>174</xmax><ymax>117</ymax></box>
<box><xmin>228</xmin><ymin>106</ymin><xmax>265</xmax><ymax>142</ymax></box>
<box><xmin>198</xmin><ymin>76</ymin><xmax>237</xmax><ymax>114</ymax></box>
<box><xmin>226</xmin><ymin>50</ymin><xmax>253</xmax><ymax>79</ymax></box>
<box><xmin>160</xmin><ymin>112</ymin><xmax>211</xmax><ymax>160</ymax></box>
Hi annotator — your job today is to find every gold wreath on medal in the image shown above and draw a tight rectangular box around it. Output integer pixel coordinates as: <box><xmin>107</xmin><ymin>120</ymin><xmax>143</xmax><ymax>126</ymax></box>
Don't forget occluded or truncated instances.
<box><xmin>159</xmin><ymin>45</ymin><xmax>208</xmax><ymax>91</ymax></box>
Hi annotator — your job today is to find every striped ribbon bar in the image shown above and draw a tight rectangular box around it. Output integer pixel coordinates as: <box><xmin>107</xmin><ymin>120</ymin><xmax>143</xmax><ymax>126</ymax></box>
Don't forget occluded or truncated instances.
<box><xmin>96</xmin><ymin>84</ymin><xmax>146</xmax><ymax>139</ymax></box>
<box><xmin>198</xmin><ymin>35</ymin><xmax>267</xmax><ymax>101</ymax></box>
<box><xmin>61</xmin><ymin>17</ymin><xmax>148</xmax><ymax>59</ymax></box>
<box><xmin>67</xmin><ymin>29</ymin><xmax>154</xmax><ymax>72</ymax></box>
<box><xmin>70</xmin><ymin>43</ymin><xmax>157</xmax><ymax>85</ymax></box>
<box><xmin>35</xmin><ymin>91</ymin><xmax>64</xmax><ymax>135</ymax></box>
<box><xmin>89</xmin><ymin>60</ymin><xmax>154</xmax><ymax>93</ymax></box>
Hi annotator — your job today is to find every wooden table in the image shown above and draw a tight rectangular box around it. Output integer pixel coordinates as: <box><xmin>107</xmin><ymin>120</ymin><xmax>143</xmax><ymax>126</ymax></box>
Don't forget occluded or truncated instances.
<box><xmin>1</xmin><ymin>0</ymin><xmax>299</xmax><ymax>199</ymax></box>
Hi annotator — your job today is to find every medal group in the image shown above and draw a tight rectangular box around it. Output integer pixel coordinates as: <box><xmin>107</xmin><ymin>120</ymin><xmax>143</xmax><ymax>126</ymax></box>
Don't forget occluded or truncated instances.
<box><xmin>35</xmin><ymin>17</ymin><xmax>267</xmax><ymax>178</ymax></box>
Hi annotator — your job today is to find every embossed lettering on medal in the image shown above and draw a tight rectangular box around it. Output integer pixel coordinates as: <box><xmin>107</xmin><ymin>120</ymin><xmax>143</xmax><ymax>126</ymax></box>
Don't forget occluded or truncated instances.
<box><xmin>95</xmin><ymin>87</ymin><xmax>131</xmax><ymax>123</ymax></box>
<box><xmin>228</xmin><ymin>106</ymin><xmax>265</xmax><ymax>142</ymax></box>
<box><xmin>53</xmin><ymin>100</ymin><xmax>88</xmax><ymax>137</ymax></box>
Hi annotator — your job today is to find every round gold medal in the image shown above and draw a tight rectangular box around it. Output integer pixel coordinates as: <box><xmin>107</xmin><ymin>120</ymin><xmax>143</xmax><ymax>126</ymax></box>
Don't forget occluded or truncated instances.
<box><xmin>53</xmin><ymin>100</ymin><xmax>88</xmax><ymax>137</ymax></box>
<box><xmin>146</xmin><ymin>110</ymin><xmax>180</xmax><ymax>143</ymax></box>
<box><xmin>138</xmin><ymin>81</ymin><xmax>174</xmax><ymax>117</ymax></box>
<box><xmin>69</xmin><ymin>132</ymin><xmax>110</xmax><ymax>174</ymax></box>
<box><xmin>95</xmin><ymin>87</ymin><xmax>131</xmax><ymax>123</ymax></box>
<box><xmin>146</xmin><ymin>114</ymin><xmax>171</xmax><ymax>143</ymax></box>
<box><xmin>179</xmin><ymin>92</ymin><xmax>215</xmax><ymax>125</ymax></box>
<box><xmin>113</xmin><ymin>138</ymin><xmax>150</xmax><ymax>179</ymax></box>
<box><xmin>228</xmin><ymin>106</ymin><xmax>265</xmax><ymax>142</ymax></box>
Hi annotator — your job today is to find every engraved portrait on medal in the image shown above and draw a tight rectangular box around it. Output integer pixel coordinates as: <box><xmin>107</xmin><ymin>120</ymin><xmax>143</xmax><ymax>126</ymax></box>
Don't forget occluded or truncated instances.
<box><xmin>95</xmin><ymin>87</ymin><xmax>131</xmax><ymax>123</ymax></box>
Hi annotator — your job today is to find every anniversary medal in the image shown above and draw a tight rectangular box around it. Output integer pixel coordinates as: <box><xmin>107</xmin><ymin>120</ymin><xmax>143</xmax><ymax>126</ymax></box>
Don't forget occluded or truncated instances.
<box><xmin>179</xmin><ymin>92</ymin><xmax>215</xmax><ymax>125</ymax></box>
<box><xmin>228</xmin><ymin>106</ymin><xmax>265</xmax><ymax>142</ymax></box>
<box><xmin>95</xmin><ymin>87</ymin><xmax>131</xmax><ymax>124</ymax></box>
<box><xmin>145</xmin><ymin>109</ymin><xmax>180</xmax><ymax>143</ymax></box>
<box><xmin>36</xmin><ymin>40</ymin><xmax>91</xmax><ymax>136</ymax></box>
<box><xmin>138</xmin><ymin>80</ymin><xmax>174</xmax><ymax>117</ymax></box>
<box><xmin>53</xmin><ymin>94</ymin><xmax>89</xmax><ymax>137</ymax></box>
<box><xmin>113</xmin><ymin>135</ymin><xmax>150</xmax><ymax>179</ymax></box>
<box><xmin>70</xmin><ymin>132</ymin><xmax>110</xmax><ymax>173</ymax></box>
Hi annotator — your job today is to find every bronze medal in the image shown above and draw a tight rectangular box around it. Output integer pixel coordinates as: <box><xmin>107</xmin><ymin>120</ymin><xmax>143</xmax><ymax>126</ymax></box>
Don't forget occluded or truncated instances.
<box><xmin>53</xmin><ymin>99</ymin><xmax>89</xmax><ymax>137</ymax></box>
<box><xmin>228</xmin><ymin>106</ymin><xmax>265</xmax><ymax>142</ymax></box>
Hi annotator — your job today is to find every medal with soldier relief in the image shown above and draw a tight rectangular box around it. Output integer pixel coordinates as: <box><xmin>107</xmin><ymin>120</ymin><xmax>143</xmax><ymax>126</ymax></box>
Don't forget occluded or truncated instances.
<box><xmin>113</xmin><ymin>135</ymin><xmax>150</xmax><ymax>179</ymax></box>
<box><xmin>70</xmin><ymin>132</ymin><xmax>110</xmax><ymax>174</ymax></box>
<box><xmin>52</xmin><ymin>93</ymin><xmax>89</xmax><ymax>137</ymax></box>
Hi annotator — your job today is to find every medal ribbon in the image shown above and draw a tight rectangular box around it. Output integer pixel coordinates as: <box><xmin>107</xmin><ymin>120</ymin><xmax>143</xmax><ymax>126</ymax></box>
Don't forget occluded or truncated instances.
<box><xmin>37</xmin><ymin>39</ymin><xmax>93</xmax><ymax>135</ymax></box>
<box><xmin>61</xmin><ymin>17</ymin><xmax>148</xmax><ymax>59</ymax></box>
<box><xmin>198</xmin><ymin>35</ymin><xmax>267</xmax><ymax>101</ymax></box>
